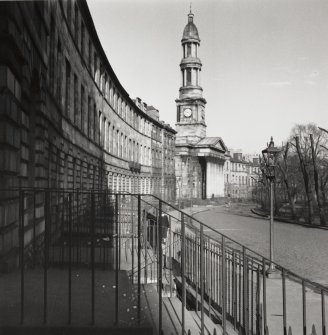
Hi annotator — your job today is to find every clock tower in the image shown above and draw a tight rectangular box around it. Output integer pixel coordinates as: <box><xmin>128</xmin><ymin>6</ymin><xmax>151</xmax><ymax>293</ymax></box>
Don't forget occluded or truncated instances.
<box><xmin>175</xmin><ymin>9</ymin><xmax>227</xmax><ymax>201</ymax></box>
<box><xmin>176</xmin><ymin>10</ymin><xmax>207</xmax><ymax>145</ymax></box>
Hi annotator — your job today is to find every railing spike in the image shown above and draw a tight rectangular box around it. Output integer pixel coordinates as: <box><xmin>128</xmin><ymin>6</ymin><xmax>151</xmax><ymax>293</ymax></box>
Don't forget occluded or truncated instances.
<box><xmin>187</xmin><ymin>329</ymin><xmax>191</xmax><ymax>335</ymax></box>
<box><xmin>265</xmin><ymin>325</ymin><xmax>269</xmax><ymax>335</ymax></box>
<box><xmin>311</xmin><ymin>324</ymin><xmax>317</xmax><ymax>335</ymax></box>
<box><xmin>213</xmin><ymin>328</ymin><xmax>217</xmax><ymax>335</ymax></box>
<box><xmin>288</xmin><ymin>325</ymin><xmax>292</xmax><ymax>335</ymax></box>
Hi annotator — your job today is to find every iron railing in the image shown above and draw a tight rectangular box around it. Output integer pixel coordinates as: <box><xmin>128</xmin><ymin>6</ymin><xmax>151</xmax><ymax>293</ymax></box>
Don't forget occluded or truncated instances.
<box><xmin>0</xmin><ymin>188</ymin><xmax>327</xmax><ymax>335</ymax></box>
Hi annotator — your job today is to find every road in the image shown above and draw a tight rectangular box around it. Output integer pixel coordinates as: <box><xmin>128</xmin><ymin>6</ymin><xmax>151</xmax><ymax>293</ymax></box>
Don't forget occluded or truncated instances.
<box><xmin>194</xmin><ymin>207</ymin><xmax>328</xmax><ymax>286</ymax></box>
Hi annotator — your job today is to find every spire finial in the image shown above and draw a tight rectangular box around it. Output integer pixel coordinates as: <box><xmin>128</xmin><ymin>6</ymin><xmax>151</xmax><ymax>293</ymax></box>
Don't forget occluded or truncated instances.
<box><xmin>188</xmin><ymin>3</ymin><xmax>194</xmax><ymax>22</ymax></box>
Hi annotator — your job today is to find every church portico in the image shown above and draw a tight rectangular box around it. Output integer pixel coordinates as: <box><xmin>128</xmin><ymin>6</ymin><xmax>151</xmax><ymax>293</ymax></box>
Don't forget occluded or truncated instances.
<box><xmin>205</xmin><ymin>158</ymin><xmax>225</xmax><ymax>198</ymax></box>
<box><xmin>196</xmin><ymin>144</ymin><xmax>226</xmax><ymax>199</ymax></box>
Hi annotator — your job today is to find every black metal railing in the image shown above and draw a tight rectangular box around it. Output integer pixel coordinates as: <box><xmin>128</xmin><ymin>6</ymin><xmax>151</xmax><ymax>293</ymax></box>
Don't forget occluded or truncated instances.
<box><xmin>0</xmin><ymin>188</ymin><xmax>327</xmax><ymax>335</ymax></box>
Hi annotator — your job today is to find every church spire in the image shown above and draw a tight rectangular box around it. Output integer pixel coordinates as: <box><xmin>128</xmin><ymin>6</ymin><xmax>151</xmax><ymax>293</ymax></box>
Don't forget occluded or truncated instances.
<box><xmin>188</xmin><ymin>3</ymin><xmax>193</xmax><ymax>22</ymax></box>
<box><xmin>180</xmin><ymin>10</ymin><xmax>203</xmax><ymax>99</ymax></box>
<box><xmin>175</xmin><ymin>10</ymin><xmax>207</xmax><ymax>144</ymax></box>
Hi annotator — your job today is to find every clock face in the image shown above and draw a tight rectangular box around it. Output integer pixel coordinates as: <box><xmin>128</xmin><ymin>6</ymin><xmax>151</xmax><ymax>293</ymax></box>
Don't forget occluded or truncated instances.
<box><xmin>184</xmin><ymin>108</ymin><xmax>192</xmax><ymax>118</ymax></box>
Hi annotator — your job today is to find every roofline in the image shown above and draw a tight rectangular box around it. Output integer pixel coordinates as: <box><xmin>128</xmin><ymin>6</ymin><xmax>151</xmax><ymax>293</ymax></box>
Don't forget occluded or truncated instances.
<box><xmin>79</xmin><ymin>1</ymin><xmax>173</xmax><ymax>132</ymax></box>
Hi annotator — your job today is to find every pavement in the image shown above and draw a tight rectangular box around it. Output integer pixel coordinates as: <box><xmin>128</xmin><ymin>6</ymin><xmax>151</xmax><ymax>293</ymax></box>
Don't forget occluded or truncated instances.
<box><xmin>0</xmin><ymin>267</ymin><xmax>151</xmax><ymax>328</ymax></box>
<box><xmin>120</xmin><ymin>233</ymin><xmax>235</xmax><ymax>335</ymax></box>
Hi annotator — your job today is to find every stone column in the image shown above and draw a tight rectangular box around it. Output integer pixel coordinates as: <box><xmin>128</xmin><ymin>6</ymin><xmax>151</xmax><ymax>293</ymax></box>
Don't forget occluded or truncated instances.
<box><xmin>215</xmin><ymin>163</ymin><xmax>219</xmax><ymax>197</ymax></box>
<box><xmin>219</xmin><ymin>164</ymin><xmax>222</xmax><ymax>196</ymax></box>
<box><xmin>219</xmin><ymin>164</ymin><xmax>223</xmax><ymax>196</ymax></box>
<box><xmin>206</xmin><ymin>160</ymin><xmax>211</xmax><ymax>199</ymax></box>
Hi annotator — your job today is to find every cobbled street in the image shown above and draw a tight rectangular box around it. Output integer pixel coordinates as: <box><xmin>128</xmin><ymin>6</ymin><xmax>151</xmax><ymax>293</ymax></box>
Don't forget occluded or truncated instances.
<box><xmin>194</xmin><ymin>206</ymin><xmax>328</xmax><ymax>286</ymax></box>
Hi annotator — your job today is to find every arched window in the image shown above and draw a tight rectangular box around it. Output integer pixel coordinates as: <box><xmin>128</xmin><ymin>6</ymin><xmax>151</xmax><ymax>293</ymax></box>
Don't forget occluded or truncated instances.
<box><xmin>120</xmin><ymin>132</ymin><xmax>123</xmax><ymax>157</ymax></box>
<box><xmin>137</xmin><ymin>143</ymin><xmax>139</xmax><ymax>163</ymax></box>
<box><xmin>113</xmin><ymin>89</ymin><xmax>117</xmax><ymax>110</ymax></box>
<box><xmin>109</xmin><ymin>81</ymin><xmax>113</xmax><ymax>104</ymax></box>
<box><xmin>122</xmin><ymin>101</ymin><xmax>125</xmax><ymax>119</ymax></box>
<box><xmin>107</xmin><ymin>122</ymin><xmax>111</xmax><ymax>152</ymax></box>
<box><xmin>116</xmin><ymin>130</ymin><xmax>120</xmax><ymax>156</ymax></box>
<box><xmin>112</xmin><ymin>126</ymin><xmax>115</xmax><ymax>153</ymax></box>
<box><xmin>124</xmin><ymin>136</ymin><xmax>127</xmax><ymax>159</ymax></box>
<box><xmin>129</xmin><ymin>138</ymin><xmax>132</xmax><ymax>160</ymax></box>
<box><xmin>118</xmin><ymin>96</ymin><xmax>121</xmax><ymax>115</ymax></box>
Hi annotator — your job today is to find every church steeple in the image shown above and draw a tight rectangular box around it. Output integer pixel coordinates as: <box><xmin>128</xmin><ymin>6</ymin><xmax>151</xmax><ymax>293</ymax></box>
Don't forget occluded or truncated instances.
<box><xmin>175</xmin><ymin>10</ymin><xmax>207</xmax><ymax>144</ymax></box>
<box><xmin>180</xmin><ymin>10</ymin><xmax>203</xmax><ymax>99</ymax></box>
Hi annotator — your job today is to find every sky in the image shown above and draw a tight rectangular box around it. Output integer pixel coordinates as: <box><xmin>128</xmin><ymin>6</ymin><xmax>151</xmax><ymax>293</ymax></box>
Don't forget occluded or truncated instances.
<box><xmin>87</xmin><ymin>0</ymin><xmax>328</xmax><ymax>154</ymax></box>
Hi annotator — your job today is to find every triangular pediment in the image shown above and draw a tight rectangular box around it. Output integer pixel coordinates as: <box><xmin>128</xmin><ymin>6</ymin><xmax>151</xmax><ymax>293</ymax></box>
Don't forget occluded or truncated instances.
<box><xmin>195</xmin><ymin>137</ymin><xmax>227</xmax><ymax>153</ymax></box>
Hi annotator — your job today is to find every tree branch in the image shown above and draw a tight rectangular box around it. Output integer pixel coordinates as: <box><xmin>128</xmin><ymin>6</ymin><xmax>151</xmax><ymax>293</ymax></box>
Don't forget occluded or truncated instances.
<box><xmin>318</xmin><ymin>127</ymin><xmax>328</xmax><ymax>135</ymax></box>
<box><xmin>320</xmin><ymin>144</ymin><xmax>328</xmax><ymax>151</ymax></box>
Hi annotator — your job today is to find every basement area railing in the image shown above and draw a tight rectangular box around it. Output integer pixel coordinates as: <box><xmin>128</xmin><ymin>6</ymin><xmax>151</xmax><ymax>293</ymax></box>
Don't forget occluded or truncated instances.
<box><xmin>0</xmin><ymin>188</ymin><xmax>327</xmax><ymax>335</ymax></box>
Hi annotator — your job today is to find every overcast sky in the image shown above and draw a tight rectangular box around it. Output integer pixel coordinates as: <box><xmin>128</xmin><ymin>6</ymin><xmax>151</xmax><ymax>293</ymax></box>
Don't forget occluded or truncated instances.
<box><xmin>88</xmin><ymin>0</ymin><xmax>328</xmax><ymax>153</ymax></box>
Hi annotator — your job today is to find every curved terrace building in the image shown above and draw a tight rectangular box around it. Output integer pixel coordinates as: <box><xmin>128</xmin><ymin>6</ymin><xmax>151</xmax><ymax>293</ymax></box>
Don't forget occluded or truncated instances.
<box><xmin>0</xmin><ymin>1</ymin><xmax>176</xmax><ymax>268</ymax></box>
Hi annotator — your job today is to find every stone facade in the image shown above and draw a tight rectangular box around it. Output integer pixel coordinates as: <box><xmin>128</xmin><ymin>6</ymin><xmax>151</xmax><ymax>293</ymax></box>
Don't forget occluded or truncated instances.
<box><xmin>224</xmin><ymin>152</ymin><xmax>260</xmax><ymax>199</ymax></box>
<box><xmin>0</xmin><ymin>0</ymin><xmax>176</xmax><ymax>268</ymax></box>
<box><xmin>175</xmin><ymin>11</ymin><xmax>227</xmax><ymax>200</ymax></box>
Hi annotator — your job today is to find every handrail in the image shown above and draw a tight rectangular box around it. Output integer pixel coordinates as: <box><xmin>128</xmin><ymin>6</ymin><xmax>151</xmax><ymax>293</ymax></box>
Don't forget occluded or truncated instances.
<box><xmin>1</xmin><ymin>187</ymin><xmax>327</xmax><ymax>335</ymax></box>
<box><xmin>1</xmin><ymin>187</ymin><xmax>327</xmax><ymax>292</ymax></box>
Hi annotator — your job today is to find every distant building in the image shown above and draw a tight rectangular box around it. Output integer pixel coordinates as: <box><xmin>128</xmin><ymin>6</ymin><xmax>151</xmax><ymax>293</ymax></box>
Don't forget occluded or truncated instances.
<box><xmin>174</xmin><ymin>11</ymin><xmax>227</xmax><ymax>200</ymax></box>
<box><xmin>134</xmin><ymin>98</ymin><xmax>176</xmax><ymax>201</ymax></box>
<box><xmin>224</xmin><ymin>151</ymin><xmax>260</xmax><ymax>199</ymax></box>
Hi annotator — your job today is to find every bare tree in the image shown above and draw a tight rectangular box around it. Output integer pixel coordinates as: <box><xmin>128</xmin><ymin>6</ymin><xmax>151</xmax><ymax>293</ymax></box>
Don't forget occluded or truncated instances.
<box><xmin>293</xmin><ymin>133</ymin><xmax>314</xmax><ymax>224</ymax></box>
<box><xmin>310</xmin><ymin>133</ymin><xmax>326</xmax><ymax>226</ymax></box>
<box><xmin>320</xmin><ymin>169</ymin><xmax>328</xmax><ymax>204</ymax></box>
<box><xmin>277</xmin><ymin>142</ymin><xmax>297</xmax><ymax>219</ymax></box>
<box><xmin>289</xmin><ymin>123</ymin><xmax>328</xmax><ymax>225</ymax></box>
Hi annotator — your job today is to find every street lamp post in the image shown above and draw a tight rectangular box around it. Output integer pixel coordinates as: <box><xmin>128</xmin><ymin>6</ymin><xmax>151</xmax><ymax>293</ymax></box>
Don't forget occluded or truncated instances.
<box><xmin>261</xmin><ymin>137</ymin><xmax>281</xmax><ymax>275</ymax></box>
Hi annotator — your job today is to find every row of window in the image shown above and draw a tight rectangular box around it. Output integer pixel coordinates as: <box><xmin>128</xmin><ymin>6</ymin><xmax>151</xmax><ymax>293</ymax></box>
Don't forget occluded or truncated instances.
<box><xmin>110</xmin><ymin>174</ymin><xmax>164</xmax><ymax>196</ymax></box>
<box><xmin>226</xmin><ymin>174</ymin><xmax>250</xmax><ymax>185</ymax></box>
<box><xmin>48</xmin><ymin>143</ymin><xmax>175</xmax><ymax>194</ymax></box>
<box><xmin>225</xmin><ymin>161</ymin><xmax>259</xmax><ymax>174</ymax></box>
<box><xmin>56</xmin><ymin>53</ymin><xmax>175</xmax><ymax>167</ymax></box>
<box><xmin>47</xmin><ymin>2</ymin><xmax>176</xmax><ymax>169</ymax></box>
<box><xmin>63</xmin><ymin>1</ymin><xmax>163</xmax><ymax>139</ymax></box>
<box><xmin>226</xmin><ymin>176</ymin><xmax>259</xmax><ymax>186</ymax></box>
<box><xmin>98</xmin><ymin>114</ymin><xmax>164</xmax><ymax>166</ymax></box>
